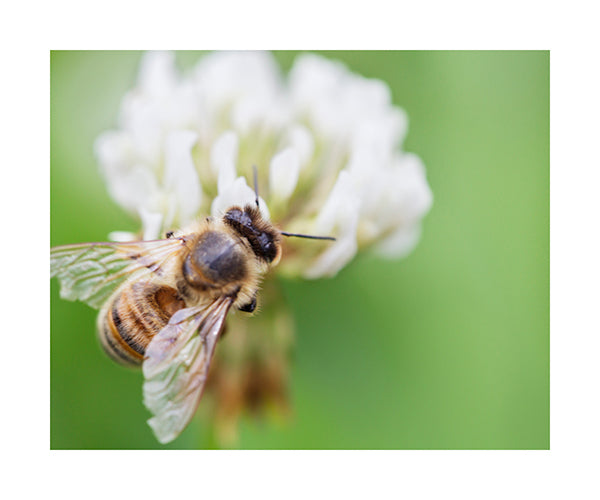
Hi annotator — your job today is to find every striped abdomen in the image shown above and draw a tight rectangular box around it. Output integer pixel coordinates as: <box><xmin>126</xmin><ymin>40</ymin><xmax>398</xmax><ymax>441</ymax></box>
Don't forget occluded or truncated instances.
<box><xmin>98</xmin><ymin>282</ymin><xmax>185</xmax><ymax>367</ymax></box>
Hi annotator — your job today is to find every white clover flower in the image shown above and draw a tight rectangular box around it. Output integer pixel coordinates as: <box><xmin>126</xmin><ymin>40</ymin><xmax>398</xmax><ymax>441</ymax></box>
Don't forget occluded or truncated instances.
<box><xmin>96</xmin><ymin>50</ymin><xmax>432</xmax><ymax>279</ymax></box>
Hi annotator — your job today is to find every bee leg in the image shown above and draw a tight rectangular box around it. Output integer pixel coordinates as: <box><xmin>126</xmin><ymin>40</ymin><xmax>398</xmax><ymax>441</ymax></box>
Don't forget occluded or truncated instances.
<box><xmin>238</xmin><ymin>295</ymin><xmax>257</xmax><ymax>313</ymax></box>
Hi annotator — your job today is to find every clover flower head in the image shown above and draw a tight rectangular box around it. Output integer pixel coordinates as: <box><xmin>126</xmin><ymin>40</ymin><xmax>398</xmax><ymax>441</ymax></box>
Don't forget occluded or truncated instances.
<box><xmin>96</xmin><ymin>51</ymin><xmax>432</xmax><ymax>279</ymax></box>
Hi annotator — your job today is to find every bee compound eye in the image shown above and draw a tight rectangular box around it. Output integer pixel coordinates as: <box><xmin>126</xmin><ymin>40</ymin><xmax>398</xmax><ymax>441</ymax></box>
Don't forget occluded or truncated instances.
<box><xmin>256</xmin><ymin>232</ymin><xmax>277</xmax><ymax>263</ymax></box>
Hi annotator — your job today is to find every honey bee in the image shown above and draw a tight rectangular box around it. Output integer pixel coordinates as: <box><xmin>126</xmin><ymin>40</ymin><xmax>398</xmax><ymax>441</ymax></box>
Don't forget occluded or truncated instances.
<box><xmin>51</xmin><ymin>193</ymin><xmax>334</xmax><ymax>444</ymax></box>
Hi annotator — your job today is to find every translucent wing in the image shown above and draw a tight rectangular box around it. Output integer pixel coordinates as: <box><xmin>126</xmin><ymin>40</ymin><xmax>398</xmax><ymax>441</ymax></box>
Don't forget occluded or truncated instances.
<box><xmin>142</xmin><ymin>297</ymin><xmax>234</xmax><ymax>444</ymax></box>
<box><xmin>50</xmin><ymin>238</ymin><xmax>189</xmax><ymax>309</ymax></box>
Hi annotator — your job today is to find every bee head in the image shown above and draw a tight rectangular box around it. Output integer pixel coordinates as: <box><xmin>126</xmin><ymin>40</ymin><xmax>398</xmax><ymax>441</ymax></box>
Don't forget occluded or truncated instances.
<box><xmin>223</xmin><ymin>205</ymin><xmax>282</xmax><ymax>265</ymax></box>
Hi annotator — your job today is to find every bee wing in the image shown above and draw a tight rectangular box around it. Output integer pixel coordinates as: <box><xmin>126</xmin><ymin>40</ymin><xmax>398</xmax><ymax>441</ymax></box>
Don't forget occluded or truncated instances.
<box><xmin>50</xmin><ymin>238</ymin><xmax>189</xmax><ymax>309</ymax></box>
<box><xmin>142</xmin><ymin>296</ymin><xmax>234</xmax><ymax>444</ymax></box>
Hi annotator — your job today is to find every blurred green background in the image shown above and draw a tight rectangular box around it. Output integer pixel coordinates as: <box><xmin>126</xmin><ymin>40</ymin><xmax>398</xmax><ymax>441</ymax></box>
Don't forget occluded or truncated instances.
<box><xmin>50</xmin><ymin>51</ymin><xmax>549</xmax><ymax>449</ymax></box>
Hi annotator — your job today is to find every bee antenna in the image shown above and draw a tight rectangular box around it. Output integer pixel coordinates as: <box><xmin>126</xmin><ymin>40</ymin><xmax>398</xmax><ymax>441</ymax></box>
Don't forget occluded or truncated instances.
<box><xmin>252</xmin><ymin>165</ymin><xmax>259</xmax><ymax>209</ymax></box>
<box><xmin>281</xmin><ymin>231</ymin><xmax>336</xmax><ymax>241</ymax></box>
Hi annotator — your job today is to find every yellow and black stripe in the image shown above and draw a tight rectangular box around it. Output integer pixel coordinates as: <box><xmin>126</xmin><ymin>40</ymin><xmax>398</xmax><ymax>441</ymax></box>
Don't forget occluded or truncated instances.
<box><xmin>98</xmin><ymin>282</ymin><xmax>184</xmax><ymax>367</ymax></box>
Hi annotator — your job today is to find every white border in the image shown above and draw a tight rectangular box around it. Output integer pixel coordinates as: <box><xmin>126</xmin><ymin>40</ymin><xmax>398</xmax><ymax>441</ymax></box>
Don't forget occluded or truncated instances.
<box><xmin>3</xmin><ymin>1</ymin><xmax>599</xmax><ymax>498</ymax></box>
